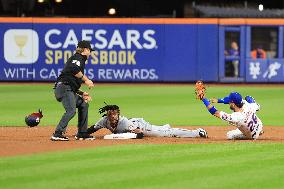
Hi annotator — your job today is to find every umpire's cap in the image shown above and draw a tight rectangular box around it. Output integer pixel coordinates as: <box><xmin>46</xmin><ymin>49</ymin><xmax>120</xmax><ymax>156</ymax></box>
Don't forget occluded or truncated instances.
<box><xmin>25</xmin><ymin>109</ymin><xmax>43</xmax><ymax>127</ymax></box>
<box><xmin>77</xmin><ymin>40</ymin><xmax>94</xmax><ymax>51</ymax></box>
<box><xmin>228</xmin><ymin>92</ymin><xmax>242</xmax><ymax>105</ymax></box>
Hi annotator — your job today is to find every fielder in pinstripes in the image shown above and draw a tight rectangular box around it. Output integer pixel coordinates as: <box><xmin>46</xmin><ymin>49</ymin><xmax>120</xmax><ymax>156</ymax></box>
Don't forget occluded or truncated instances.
<box><xmin>201</xmin><ymin>91</ymin><xmax>264</xmax><ymax>140</ymax></box>
<box><xmin>87</xmin><ymin>105</ymin><xmax>208</xmax><ymax>138</ymax></box>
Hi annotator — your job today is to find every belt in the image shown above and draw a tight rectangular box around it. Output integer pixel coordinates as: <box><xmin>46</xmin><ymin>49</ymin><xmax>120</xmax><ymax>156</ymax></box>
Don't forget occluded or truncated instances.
<box><xmin>53</xmin><ymin>81</ymin><xmax>69</xmax><ymax>89</ymax></box>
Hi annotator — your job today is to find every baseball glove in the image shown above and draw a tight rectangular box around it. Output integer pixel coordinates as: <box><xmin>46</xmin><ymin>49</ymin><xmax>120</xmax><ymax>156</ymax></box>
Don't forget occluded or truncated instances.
<box><xmin>195</xmin><ymin>80</ymin><xmax>206</xmax><ymax>100</ymax></box>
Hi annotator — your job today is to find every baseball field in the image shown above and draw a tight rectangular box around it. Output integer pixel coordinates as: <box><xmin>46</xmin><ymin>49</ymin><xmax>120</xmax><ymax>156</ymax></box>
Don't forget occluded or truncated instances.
<box><xmin>1</xmin><ymin>83</ymin><xmax>284</xmax><ymax>189</ymax></box>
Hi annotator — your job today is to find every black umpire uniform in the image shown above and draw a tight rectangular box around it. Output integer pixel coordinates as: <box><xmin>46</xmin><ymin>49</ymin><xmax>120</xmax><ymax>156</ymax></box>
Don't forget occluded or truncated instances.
<box><xmin>51</xmin><ymin>41</ymin><xmax>94</xmax><ymax>141</ymax></box>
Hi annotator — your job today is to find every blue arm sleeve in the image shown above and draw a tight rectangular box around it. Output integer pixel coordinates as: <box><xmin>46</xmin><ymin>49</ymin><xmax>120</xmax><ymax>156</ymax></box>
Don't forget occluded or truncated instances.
<box><xmin>218</xmin><ymin>96</ymin><xmax>229</xmax><ymax>104</ymax></box>
<box><xmin>202</xmin><ymin>98</ymin><xmax>218</xmax><ymax>115</ymax></box>
<box><xmin>202</xmin><ymin>98</ymin><xmax>210</xmax><ymax>106</ymax></box>
<box><xmin>245</xmin><ymin>96</ymin><xmax>255</xmax><ymax>103</ymax></box>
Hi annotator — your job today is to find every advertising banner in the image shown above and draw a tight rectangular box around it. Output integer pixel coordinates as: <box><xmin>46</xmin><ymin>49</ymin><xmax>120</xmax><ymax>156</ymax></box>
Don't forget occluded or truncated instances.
<box><xmin>0</xmin><ymin>23</ymin><xmax>158</xmax><ymax>81</ymax></box>
<box><xmin>266</xmin><ymin>59</ymin><xmax>284</xmax><ymax>82</ymax></box>
<box><xmin>246</xmin><ymin>59</ymin><xmax>284</xmax><ymax>82</ymax></box>
<box><xmin>0</xmin><ymin>21</ymin><xmax>203</xmax><ymax>82</ymax></box>
<box><xmin>246</xmin><ymin>59</ymin><xmax>268</xmax><ymax>82</ymax></box>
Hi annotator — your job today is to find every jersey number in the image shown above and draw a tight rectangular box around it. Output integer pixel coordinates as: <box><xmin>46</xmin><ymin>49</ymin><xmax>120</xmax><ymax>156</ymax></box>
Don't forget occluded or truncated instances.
<box><xmin>248</xmin><ymin>114</ymin><xmax>257</xmax><ymax>138</ymax></box>
<box><xmin>72</xmin><ymin>60</ymin><xmax>80</xmax><ymax>67</ymax></box>
<box><xmin>248</xmin><ymin>113</ymin><xmax>258</xmax><ymax>132</ymax></box>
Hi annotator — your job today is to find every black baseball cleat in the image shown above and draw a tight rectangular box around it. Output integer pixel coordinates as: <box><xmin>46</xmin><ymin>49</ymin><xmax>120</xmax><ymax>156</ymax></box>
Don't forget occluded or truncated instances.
<box><xmin>198</xmin><ymin>128</ymin><xmax>208</xmax><ymax>138</ymax></box>
<box><xmin>75</xmin><ymin>133</ymin><xmax>95</xmax><ymax>140</ymax></box>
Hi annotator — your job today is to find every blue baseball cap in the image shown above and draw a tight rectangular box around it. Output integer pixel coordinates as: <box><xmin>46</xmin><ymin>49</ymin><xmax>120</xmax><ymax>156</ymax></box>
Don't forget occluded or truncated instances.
<box><xmin>228</xmin><ymin>92</ymin><xmax>242</xmax><ymax>104</ymax></box>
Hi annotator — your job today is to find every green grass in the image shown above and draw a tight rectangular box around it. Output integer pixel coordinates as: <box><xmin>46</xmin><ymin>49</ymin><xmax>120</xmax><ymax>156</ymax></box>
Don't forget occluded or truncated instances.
<box><xmin>0</xmin><ymin>83</ymin><xmax>283</xmax><ymax>126</ymax></box>
<box><xmin>1</xmin><ymin>143</ymin><xmax>284</xmax><ymax>189</ymax></box>
<box><xmin>1</xmin><ymin>83</ymin><xmax>284</xmax><ymax>189</ymax></box>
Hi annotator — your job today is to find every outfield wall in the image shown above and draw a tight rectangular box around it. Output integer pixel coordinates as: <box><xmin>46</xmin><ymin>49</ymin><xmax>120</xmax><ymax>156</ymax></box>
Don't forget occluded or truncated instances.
<box><xmin>0</xmin><ymin>18</ymin><xmax>283</xmax><ymax>82</ymax></box>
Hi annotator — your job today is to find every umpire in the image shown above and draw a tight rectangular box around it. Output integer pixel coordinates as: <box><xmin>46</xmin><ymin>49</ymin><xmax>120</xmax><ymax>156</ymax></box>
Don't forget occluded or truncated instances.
<box><xmin>51</xmin><ymin>40</ymin><xmax>95</xmax><ymax>141</ymax></box>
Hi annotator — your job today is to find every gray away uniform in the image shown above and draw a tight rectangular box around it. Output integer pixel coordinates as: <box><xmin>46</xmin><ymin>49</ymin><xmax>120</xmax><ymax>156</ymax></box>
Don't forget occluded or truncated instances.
<box><xmin>88</xmin><ymin>116</ymin><xmax>201</xmax><ymax>138</ymax></box>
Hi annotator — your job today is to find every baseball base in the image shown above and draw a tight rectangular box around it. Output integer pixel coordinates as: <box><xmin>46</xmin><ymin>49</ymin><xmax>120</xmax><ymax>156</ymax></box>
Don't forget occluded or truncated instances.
<box><xmin>103</xmin><ymin>133</ymin><xmax>137</xmax><ymax>139</ymax></box>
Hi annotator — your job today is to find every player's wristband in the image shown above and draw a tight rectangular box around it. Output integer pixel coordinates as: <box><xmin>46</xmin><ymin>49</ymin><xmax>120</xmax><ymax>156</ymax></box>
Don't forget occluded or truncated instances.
<box><xmin>202</xmin><ymin>98</ymin><xmax>217</xmax><ymax>115</ymax></box>
<box><xmin>208</xmin><ymin>106</ymin><xmax>218</xmax><ymax>115</ymax></box>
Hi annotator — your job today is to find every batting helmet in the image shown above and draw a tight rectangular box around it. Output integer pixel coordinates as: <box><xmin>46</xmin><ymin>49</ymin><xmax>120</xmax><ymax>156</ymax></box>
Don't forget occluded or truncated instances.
<box><xmin>25</xmin><ymin>109</ymin><xmax>43</xmax><ymax>127</ymax></box>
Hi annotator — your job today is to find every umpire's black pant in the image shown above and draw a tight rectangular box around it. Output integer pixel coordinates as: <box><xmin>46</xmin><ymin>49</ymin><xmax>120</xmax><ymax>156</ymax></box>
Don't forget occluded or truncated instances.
<box><xmin>54</xmin><ymin>83</ymin><xmax>88</xmax><ymax>136</ymax></box>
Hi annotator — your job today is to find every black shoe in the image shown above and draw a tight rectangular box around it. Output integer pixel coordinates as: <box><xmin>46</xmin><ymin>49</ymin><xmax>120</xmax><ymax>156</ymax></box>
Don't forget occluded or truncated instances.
<box><xmin>51</xmin><ymin>135</ymin><xmax>69</xmax><ymax>141</ymax></box>
<box><xmin>75</xmin><ymin>134</ymin><xmax>95</xmax><ymax>141</ymax></box>
<box><xmin>198</xmin><ymin>128</ymin><xmax>208</xmax><ymax>138</ymax></box>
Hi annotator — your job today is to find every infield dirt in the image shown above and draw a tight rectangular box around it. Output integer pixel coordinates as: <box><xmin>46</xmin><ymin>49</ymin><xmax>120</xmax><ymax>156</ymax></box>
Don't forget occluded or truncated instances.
<box><xmin>1</xmin><ymin>126</ymin><xmax>283</xmax><ymax>157</ymax></box>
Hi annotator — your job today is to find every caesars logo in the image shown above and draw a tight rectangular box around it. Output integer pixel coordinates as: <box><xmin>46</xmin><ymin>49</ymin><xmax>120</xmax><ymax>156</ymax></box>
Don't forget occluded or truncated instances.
<box><xmin>4</xmin><ymin>29</ymin><xmax>39</xmax><ymax>64</ymax></box>
<box><xmin>44</xmin><ymin>29</ymin><xmax>157</xmax><ymax>65</ymax></box>
<box><xmin>44</xmin><ymin>29</ymin><xmax>157</xmax><ymax>50</ymax></box>
<box><xmin>4</xmin><ymin>28</ymin><xmax>156</xmax><ymax>65</ymax></box>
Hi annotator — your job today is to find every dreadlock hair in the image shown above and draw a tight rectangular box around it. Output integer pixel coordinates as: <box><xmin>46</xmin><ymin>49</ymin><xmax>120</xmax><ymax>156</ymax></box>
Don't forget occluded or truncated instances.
<box><xmin>99</xmin><ymin>105</ymin><xmax>120</xmax><ymax>117</ymax></box>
